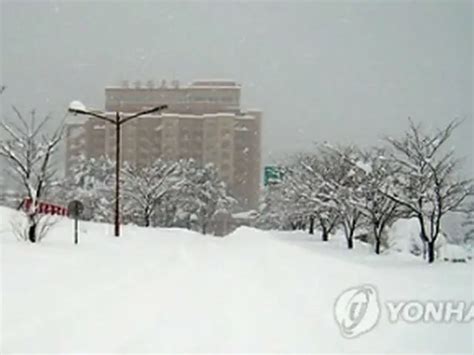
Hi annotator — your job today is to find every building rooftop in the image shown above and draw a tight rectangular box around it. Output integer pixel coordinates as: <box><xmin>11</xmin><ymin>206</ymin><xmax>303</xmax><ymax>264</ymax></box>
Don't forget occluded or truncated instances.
<box><xmin>105</xmin><ymin>79</ymin><xmax>240</xmax><ymax>90</ymax></box>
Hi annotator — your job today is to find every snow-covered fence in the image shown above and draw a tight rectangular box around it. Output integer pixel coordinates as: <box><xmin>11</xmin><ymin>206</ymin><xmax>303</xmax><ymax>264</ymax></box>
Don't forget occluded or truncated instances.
<box><xmin>20</xmin><ymin>197</ymin><xmax>69</xmax><ymax>217</ymax></box>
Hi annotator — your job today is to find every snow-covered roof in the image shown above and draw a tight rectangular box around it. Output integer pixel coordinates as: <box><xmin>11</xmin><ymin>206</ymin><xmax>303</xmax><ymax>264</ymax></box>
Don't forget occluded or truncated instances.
<box><xmin>190</xmin><ymin>79</ymin><xmax>239</xmax><ymax>87</ymax></box>
<box><xmin>187</xmin><ymin>85</ymin><xmax>240</xmax><ymax>90</ymax></box>
<box><xmin>235</xmin><ymin>115</ymin><xmax>256</xmax><ymax>120</ymax></box>
<box><xmin>203</xmin><ymin>113</ymin><xmax>236</xmax><ymax>118</ymax></box>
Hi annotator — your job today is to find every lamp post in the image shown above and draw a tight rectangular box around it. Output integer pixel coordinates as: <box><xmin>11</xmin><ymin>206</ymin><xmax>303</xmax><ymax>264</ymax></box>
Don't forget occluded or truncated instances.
<box><xmin>68</xmin><ymin>101</ymin><xmax>168</xmax><ymax>237</ymax></box>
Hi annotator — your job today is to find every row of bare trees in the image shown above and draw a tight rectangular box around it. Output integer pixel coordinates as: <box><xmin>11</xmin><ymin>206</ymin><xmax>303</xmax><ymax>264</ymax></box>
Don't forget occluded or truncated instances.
<box><xmin>258</xmin><ymin>120</ymin><xmax>473</xmax><ymax>263</ymax></box>
<box><xmin>55</xmin><ymin>155</ymin><xmax>236</xmax><ymax>234</ymax></box>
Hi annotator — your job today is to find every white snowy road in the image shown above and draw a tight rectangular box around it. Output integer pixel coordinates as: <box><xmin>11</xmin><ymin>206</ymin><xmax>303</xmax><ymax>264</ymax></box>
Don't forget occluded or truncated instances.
<box><xmin>1</xmin><ymin>208</ymin><xmax>473</xmax><ymax>353</ymax></box>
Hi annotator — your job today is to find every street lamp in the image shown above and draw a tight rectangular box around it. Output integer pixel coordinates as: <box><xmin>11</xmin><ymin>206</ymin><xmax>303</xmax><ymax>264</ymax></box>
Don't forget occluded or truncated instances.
<box><xmin>68</xmin><ymin>101</ymin><xmax>168</xmax><ymax>237</ymax></box>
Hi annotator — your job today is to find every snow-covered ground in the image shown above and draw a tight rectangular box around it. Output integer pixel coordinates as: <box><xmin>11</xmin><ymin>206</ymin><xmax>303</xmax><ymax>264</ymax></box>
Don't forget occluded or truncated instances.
<box><xmin>1</xmin><ymin>206</ymin><xmax>472</xmax><ymax>353</ymax></box>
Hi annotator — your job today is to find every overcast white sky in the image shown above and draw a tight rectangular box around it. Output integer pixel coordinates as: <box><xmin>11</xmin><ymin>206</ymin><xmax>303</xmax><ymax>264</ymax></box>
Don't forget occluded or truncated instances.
<box><xmin>1</xmin><ymin>0</ymin><xmax>472</xmax><ymax>172</ymax></box>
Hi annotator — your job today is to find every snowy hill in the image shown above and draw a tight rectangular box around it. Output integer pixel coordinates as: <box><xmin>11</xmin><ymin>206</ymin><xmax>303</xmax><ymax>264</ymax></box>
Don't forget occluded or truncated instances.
<box><xmin>1</xmin><ymin>207</ymin><xmax>472</xmax><ymax>353</ymax></box>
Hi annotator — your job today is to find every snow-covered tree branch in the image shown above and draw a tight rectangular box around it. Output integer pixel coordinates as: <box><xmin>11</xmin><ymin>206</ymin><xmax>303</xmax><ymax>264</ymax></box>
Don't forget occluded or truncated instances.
<box><xmin>383</xmin><ymin>119</ymin><xmax>473</xmax><ymax>262</ymax></box>
<box><xmin>0</xmin><ymin>107</ymin><xmax>63</xmax><ymax>242</ymax></box>
<box><xmin>122</xmin><ymin>159</ymin><xmax>181</xmax><ymax>227</ymax></box>
<box><xmin>175</xmin><ymin>160</ymin><xmax>236</xmax><ymax>234</ymax></box>
<box><xmin>56</xmin><ymin>155</ymin><xmax>115</xmax><ymax>223</ymax></box>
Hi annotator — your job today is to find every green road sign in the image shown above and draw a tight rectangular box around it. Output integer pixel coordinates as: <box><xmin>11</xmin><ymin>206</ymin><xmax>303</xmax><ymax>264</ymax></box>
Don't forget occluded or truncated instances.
<box><xmin>264</xmin><ymin>166</ymin><xmax>283</xmax><ymax>186</ymax></box>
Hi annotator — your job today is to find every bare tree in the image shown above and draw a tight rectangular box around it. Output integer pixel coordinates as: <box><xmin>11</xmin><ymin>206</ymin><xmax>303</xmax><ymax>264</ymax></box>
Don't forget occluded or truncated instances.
<box><xmin>121</xmin><ymin>159</ymin><xmax>181</xmax><ymax>227</ymax></box>
<box><xmin>285</xmin><ymin>147</ymin><xmax>363</xmax><ymax>247</ymax></box>
<box><xmin>173</xmin><ymin>159</ymin><xmax>236</xmax><ymax>234</ymax></box>
<box><xmin>349</xmin><ymin>148</ymin><xmax>402</xmax><ymax>254</ymax></box>
<box><xmin>307</xmin><ymin>152</ymin><xmax>342</xmax><ymax>242</ymax></box>
<box><xmin>0</xmin><ymin>107</ymin><xmax>63</xmax><ymax>242</ymax></box>
<box><xmin>285</xmin><ymin>153</ymin><xmax>339</xmax><ymax>240</ymax></box>
<box><xmin>315</xmin><ymin>147</ymin><xmax>364</xmax><ymax>248</ymax></box>
<box><xmin>383</xmin><ymin>119</ymin><xmax>473</xmax><ymax>263</ymax></box>
<box><xmin>320</xmin><ymin>146</ymin><xmax>364</xmax><ymax>249</ymax></box>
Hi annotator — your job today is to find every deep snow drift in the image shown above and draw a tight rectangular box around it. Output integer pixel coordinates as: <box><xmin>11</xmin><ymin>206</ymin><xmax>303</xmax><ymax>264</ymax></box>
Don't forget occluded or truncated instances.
<box><xmin>1</xmin><ymin>207</ymin><xmax>472</xmax><ymax>353</ymax></box>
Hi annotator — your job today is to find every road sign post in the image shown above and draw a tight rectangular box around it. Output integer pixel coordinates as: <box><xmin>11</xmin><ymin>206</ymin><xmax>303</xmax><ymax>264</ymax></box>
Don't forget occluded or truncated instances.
<box><xmin>74</xmin><ymin>218</ymin><xmax>79</xmax><ymax>245</ymax></box>
<box><xmin>68</xmin><ymin>200</ymin><xmax>84</xmax><ymax>245</ymax></box>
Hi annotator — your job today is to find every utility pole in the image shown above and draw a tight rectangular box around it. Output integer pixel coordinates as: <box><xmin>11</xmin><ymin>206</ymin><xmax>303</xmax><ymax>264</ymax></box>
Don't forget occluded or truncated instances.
<box><xmin>115</xmin><ymin>111</ymin><xmax>121</xmax><ymax>237</ymax></box>
<box><xmin>68</xmin><ymin>102</ymin><xmax>168</xmax><ymax>237</ymax></box>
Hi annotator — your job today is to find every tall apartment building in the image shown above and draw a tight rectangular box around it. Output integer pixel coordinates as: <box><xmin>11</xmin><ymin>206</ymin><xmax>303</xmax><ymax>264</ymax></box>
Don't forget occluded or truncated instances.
<box><xmin>65</xmin><ymin>79</ymin><xmax>262</xmax><ymax>209</ymax></box>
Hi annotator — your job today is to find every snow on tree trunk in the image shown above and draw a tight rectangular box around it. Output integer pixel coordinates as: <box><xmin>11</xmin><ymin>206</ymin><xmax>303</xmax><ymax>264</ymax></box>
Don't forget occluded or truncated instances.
<box><xmin>321</xmin><ymin>226</ymin><xmax>329</xmax><ymax>242</ymax></box>
<box><xmin>375</xmin><ymin>234</ymin><xmax>381</xmax><ymax>255</ymax></box>
<box><xmin>308</xmin><ymin>215</ymin><xmax>315</xmax><ymax>235</ymax></box>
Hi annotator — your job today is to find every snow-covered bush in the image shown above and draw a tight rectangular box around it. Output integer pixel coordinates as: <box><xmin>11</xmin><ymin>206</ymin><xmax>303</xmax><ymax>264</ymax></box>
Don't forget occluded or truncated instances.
<box><xmin>10</xmin><ymin>213</ymin><xmax>60</xmax><ymax>242</ymax></box>
<box><xmin>438</xmin><ymin>243</ymin><xmax>469</xmax><ymax>263</ymax></box>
